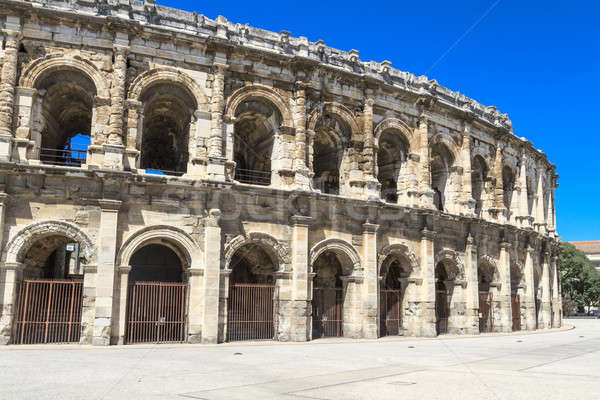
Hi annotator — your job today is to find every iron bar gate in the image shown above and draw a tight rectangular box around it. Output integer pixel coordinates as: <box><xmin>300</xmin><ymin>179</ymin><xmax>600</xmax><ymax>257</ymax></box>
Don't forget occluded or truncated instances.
<box><xmin>511</xmin><ymin>294</ymin><xmax>521</xmax><ymax>331</ymax></box>
<box><xmin>435</xmin><ymin>290</ymin><xmax>449</xmax><ymax>335</ymax></box>
<box><xmin>380</xmin><ymin>289</ymin><xmax>403</xmax><ymax>336</ymax></box>
<box><xmin>13</xmin><ymin>279</ymin><xmax>83</xmax><ymax>344</ymax></box>
<box><xmin>125</xmin><ymin>282</ymin><xmax>187</xmax><ymax>344</ymax></box>
<box><xmin>312</xmin><ymin>287</ymin><xmax>343</xmax><ymax>338</ymax></box>
<box><xmin>227</xmin><ymin>283</ymin><xmax>277</xmax><ymax>341</ymax></box>
<box><xmin>479</xmin><ymin>291</ymin><xmax>493</xmax><ymax>333</ymax></box>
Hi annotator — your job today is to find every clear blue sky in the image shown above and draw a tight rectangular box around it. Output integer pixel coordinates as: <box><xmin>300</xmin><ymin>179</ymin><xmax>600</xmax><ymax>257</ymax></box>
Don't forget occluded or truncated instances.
<box><xmin>159</xmin><ymin>0</ymin><xmax>599</xmax><ymax>241</ymax></box>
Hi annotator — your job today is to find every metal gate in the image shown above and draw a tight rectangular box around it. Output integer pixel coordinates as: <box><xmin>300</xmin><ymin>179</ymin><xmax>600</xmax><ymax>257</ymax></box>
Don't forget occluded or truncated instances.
<box><xmin>227</xmin><ymin>283</ymin><xmax>276</xmax><ymax>341</ymax></box>
<box><xmin>313</xmin><ymin>287</ymin><xmax>343</xmax><ymax>338</ymax></box>
<box><xmin>435</xmin><ymin>290</ymin><xmax>449</xmax><ymax>335</ymax></box>
<box><xmin>125</xmin><ymin>282</ymin><xmax>187</xmax><ymax>344</ymax></box>
<box><xmin>13</xmin><ymin>279</ymin><xmax>83</xmax><ymax>344</ymax></box>
<box><xmin>380</xmin><ymin>289</ymin><xmax>403</xmax><ymax>336</ymax></box>
<box><xmin>479</xmin><ymin>291</ymin><xmax>493</xmax><ymax>333</ymax></box>
<box><xmin>511</xmin><ymin>294</ymin><xmax>521</xmax><ymax>331</ymax></box>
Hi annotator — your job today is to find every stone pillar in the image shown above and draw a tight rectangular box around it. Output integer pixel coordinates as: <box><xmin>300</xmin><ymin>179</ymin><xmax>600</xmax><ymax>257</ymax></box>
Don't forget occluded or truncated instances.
<box><xmin>341</xmin><ymin>275</ymin><xmax>363</xmax><ymax>338</ymax></box>
<box><xmin>207</xmin><ymin>63</ymin><xmax>228</xmax><ymax>181</ymax></box>
<box><xmin>201</xmin><ymin>209</ymin><xmax>222</xmax><ymax>343</ymax></box>
<box><xmin>293</xmin><ymin>83</ymin><xmax>311</xmax><ymax>190</ymax></box>
<box><xmin>419</xmin><ymin>229</ymin><xmax>436</xmax><ymax>336</ymax></box>
<box><xmin>289</xmin><ymin>215</ymin><xmax>312</xmax><ymax>341</ymax></box>
<box><xmin>217</xmin><ymin>268</ymin><xmax>231</xmax><ymax>342</ymax></box>
<box><xmin>94</xmin><ymin>199</ymin><xmax>121</xmax><ymax>345</ymax></box>
<box><xmin>362</xmin><ymin>98</ymin><xmax>380</xmax><ymax>199</ymax></box>
<box><xmin>361</xmin><ymin>222</ymin><xmax>379</xmax><ymax>338</ymax></box>
<box><xmin>517</xmin><ymin>152</ymin><xmax>531</xmax><ymax>228</ymax></box>
<box><xmin>464</xmin><ymin>234</ymin><xmax>479</xmax><ymax>334</ymax></box>
<box><xmin>104</xmin><ymin>40</ymin><xmax>128</xmax><ymax>169</ymax></box>
<box><xmin>12</xmin><ymin>87</ymin><xmax>37</xmax><ymax>163</ymax></box>
<box><xmin>460</xmin><ymin>123</ymin><xmax>475</xmax><ymax>215</ymax></box>
<box><xmin>497</xmin><ymin>242</ymin><xmax>513</xmax><ymax>332</ymax></box>
<box><xmin>540</xmin><ymin>251</ymin><xmax>552</xmax><ymax>329</ymax></box>
<box><xmin>124</xmin><ymin>99</ymin><xmax>143</xmax><ymax>171</ymax></box>
<box><xmin>0</xmin><ymin>21</ymin><xmax>21</xmax><ymax>160</ymax></box>
<box><xmin>534</xmin><ymin>171</ymin><xmax>546</xmax><ymax>233</ymax></box>
<box><xmin>80</xmin><ymin>264</ymin><xmax>97</xmax><ymax>344</ymax></box>
<box><xmin>115</xmin><ymin>265</ymin><xmax>131</xmax><ymax>344</ymax></box>
<box><xmin>186</xmin><ymin>268</ymin><xmax>204</xmax><ymax>343</ymax></box>
<box><xmin>0</xmin><ymin>262</ymin><xmax>24</xmax><ymax>344</ymax></box>
<box><xmin>417</xmin><ymin>117</ymin><xmax>434</xmax><ymax>208</ymax></box>
<box><xmin>551</xmin><ymin>254</ymin><xmax>560</xmax><ymax>328</ymax></box>
<box><xmin>523</xmin><ymin>245</ymin><xmax>537</xmax><ymax>330</ymax></box>
<box><xmin>492</xmin><ymin>144</ymin><xmax>505</xmax><ymax>222</ymax></box>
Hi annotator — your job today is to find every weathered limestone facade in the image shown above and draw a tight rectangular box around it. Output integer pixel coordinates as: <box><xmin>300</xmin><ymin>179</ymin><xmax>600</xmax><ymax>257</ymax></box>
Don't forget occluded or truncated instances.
<box><xmin>0</xmin><ymin>0</ymin><xmax>561</xmax><ymax>345</ymax></box>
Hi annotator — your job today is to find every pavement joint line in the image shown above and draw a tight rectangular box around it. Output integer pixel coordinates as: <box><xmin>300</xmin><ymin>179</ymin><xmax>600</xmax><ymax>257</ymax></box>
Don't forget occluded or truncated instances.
<box><xmin>517</xmin><ymin>346</ymin><xmax>600</xmax><ymax>372</ymax></box>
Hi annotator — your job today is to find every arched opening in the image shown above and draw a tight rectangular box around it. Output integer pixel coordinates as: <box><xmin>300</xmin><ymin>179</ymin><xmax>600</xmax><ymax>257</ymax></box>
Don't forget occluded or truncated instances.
<box><xmin>126</xmin><ymin>243</ymin><xmax>187</xmax><ymax>344</ymax></box>
<box><xmin>435</xmin><ymin>260</ymin><xmax>459</xmax><ymax>335</ymax></box>
<box><xmin>510</xmin><ymin>262</ymin><xmax>523</xmax><ymax>331</ymax></box>
<box><xmin>14</xmin><ymin>235</ymin><xmax>86</xmax><ymax>344</ymax></box>
<box><xmin>37</xmin><ymin>69</ymin><xmax>95</xmax><ymax>167</ymax></box>
<box><xmin>227</xmin><ymin>243</ymin><xmax>278</xmax><ymax>341</ymax></box>
<box><xmin>503</xmin><ymin>166</ymin><xmax>516</xmax><ymax>220</ymax></box>
<box><xmin>233</xmin><ymin>99</ymin><xmax>280</xmax><ymax>186</ymax></box>
<box><xmin>312</xmin><ymin>250</ymin><xmax>347</xmax><ymax>338</ymax></box>
<box><xmin>313</xmin><ymin>114</ymin><xmax>350</xmax><ymax>195</ymax></box>
<box><xmin>430</xmin><ymin>143</ymin><xmax>455</xmax><ymax>212</ymax></box>
<box><xmin>139</xmin><ymin>82</ymin><xmax>196</xmax><ymax>176</ymax></box>
<box><xmin>377</xmin><ymin>131</ymin><xmax>409</xmax><ymax>203</ymax></box>
<box><xmin>471</xmin><ymin>155</ymin><xmax>488</xmax><ymax>217</ymax></box>
<box><xmin>478</xmin><ymin>262</ymin><xmax>495</xmax><ymax>333</ymax></box>
<box><xmin>379</xmin><ymin>255</ymin><xmax>411</xmax><ymax>336</ymax></box>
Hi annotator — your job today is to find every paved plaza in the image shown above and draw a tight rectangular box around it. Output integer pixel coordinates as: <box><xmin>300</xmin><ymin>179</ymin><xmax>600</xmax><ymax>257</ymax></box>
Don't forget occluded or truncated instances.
<box><xmin>0</xmin><ymin>319</ymin><xmax>598</xmax><ymax>400</ymax></box>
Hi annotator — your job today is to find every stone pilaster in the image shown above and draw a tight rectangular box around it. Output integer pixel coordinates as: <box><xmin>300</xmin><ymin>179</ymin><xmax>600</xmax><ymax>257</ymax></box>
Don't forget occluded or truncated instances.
<box><xmin>0</xmin><ymin>262</ymin><xmax>24</xmax><ymax>344</ymax></box>
<box><xmin>217</xmin><ymin>268</ymin><xmax>232</xmax><ymax>342</ymax></box>
<box><xmin>517</xmin><ymin>152</ymin><xmax>531</xmax><ymax>228</ymax></box>
<box><xmin>104</xmin><ymin>39</ymin><xmax>128</xmax><ymax>169</ymax></box>
<box><xmin>551</xmin><ymin>254</ymin><xmax>561</xmax><ymax>328</ymax></box>
<box><xmin>341</xmin><ymin>274</ymin><xmax>363</xmax><ymax>338</ymax></box>
<box><xmin>115</xmin><ymin>265</ymin><xmax>131</xmax><ymax>344</ymax></box>
<box><xmin>498</xmin><ymin>242</ymin><xmax>513</xmax><ymax>332</ymax></box>
<box><xmin>0</xmin><ymin>20</ymin><xmax>22</xmax><ymax>160</ymax></box>
<box><xmin>523</xmin><ymin>245</ymin><xmax>537</xmax><ymax>330</ymax></box>
<box><xmin>417</xmin><ymin>116</ymin><xmax>434</xmax><ymax>208</ymax></box>
<box><xmin>464</xmin><ymin>234</ymin><xmax>479</xmax><ymax>333</ymax></box>
<box><xmin>361</xmin><ymin>222</ymin><xmax>378</xmax><ymax>338</ymax></box>
<box><xmin>207</xmin><ymin>63</ymin><xmax>228</xmax><ymax>181</ymax></box>
<box><xmin>540</xmin><ymin>251</ymin><xmax>552</xmax><ymax>329</ymax></box>
<box><xmin>93</xmin><ymin>199</ymin><xmax>121</xmax><ymax>345</ymax></box>
<box><xmin>420</xmin><ymin>229</ymin><xmax>436</xmax><ymax>336</ymax></box>
<box><xmin>186</xmin><ymin>267</ymin><xmax>204</xmax><ymax>343</ymax></box>
<box><xmin>289</xmin><ymin>215</ymin><xmax>312</xmax><ymax>341</ymax></box>
<box><xmin>534</xmin><ymin>171</ymin><xmax>546</xmax><ymax>233</ymax></box>
<box><xmin>124</xmin><ymin>99</ymin><xmax>143</xmax><ymax>171</ymax></box>
<box><xmin>490</xmin><ymin>144</ymin><xmax>505</xmax><ymax>222</ymax></box>
<box><xmin>201</xmin><ymin>209</ymin><xmax>222</xmax><ymax>343</ymax></box>
<box><xmin>292</xmin><ymin>83</ymin><xmax>311</xmax><ymax>190</ymax></box>
<box><xmin>460</xmin><ymin>123</ymin><xmax>475</xmax><ymax>215</ymax></box>
<box><xmin>362</xmin><ymin>98</ymin><xmax>380</xmax><ymax>199</ymax></box>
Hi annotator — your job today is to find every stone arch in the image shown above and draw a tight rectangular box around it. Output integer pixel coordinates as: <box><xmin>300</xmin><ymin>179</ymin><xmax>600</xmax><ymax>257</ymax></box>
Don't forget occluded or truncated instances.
<box><xmin>307</xmin><ymin>102</ymin><xmax>361</xmax><ymax>139</ymax></box>
<box><xmin>225</xmin><ymin>85</ymin><xmax>294</xmax><ymax>130</ymax></box>
<box><xmin>478</xmin><ymin>254</ymin><xmax>499</xmax><ymax>283</ymax></box>
<box><xmin>19</xmin><ymin>54</ymin><xmax>109</xmax><ymax>98</ymax></box>
<box><xmin>435</xmin><ymin>248</ymin><xmax>464</xmax><ymax>281</ymax></box>
<box><xmin>116</xmin><ymin>225</ymin><xmax>199</xmax><ymax>269</ymax></box>
<box><xmin>309</xmin><ymin>238</ymin><xmax>361</xmax><ymax>276</ymax></box>
<box><xmin>373</xmin><ymin>118</ymin><xmax>413</xmax><ymax>149</ymax></box>
<box><xmin>127</xmin><ymin>67</ymin><xmax>205</xmax><ymax>108</ymax></box>
<box><xmin>378</xmin><ymin>243</ymin><xmax>419</xmax><ymax>275</ymax></box>
<box><xmin>3</xmin><ymin>220</ymin><xmax>96</xmax><ymax>265</ymax></box>
<box><xmin>224</xmin><ymin>232</ymin><xmax>291</xmax><ymax>272</ymax></box>
<box><xmin>430</xmin><ymin>133</ymin><xmax>459</xmax><ymax>160</ymax></box>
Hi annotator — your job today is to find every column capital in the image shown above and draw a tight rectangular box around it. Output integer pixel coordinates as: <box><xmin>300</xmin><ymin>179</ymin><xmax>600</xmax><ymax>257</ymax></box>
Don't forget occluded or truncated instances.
<box><xmin>206</xmin><ymin>208</ymin><xmax>221</xmax><ymax>227</ymax></box>
<box><xmin>83</xmin><ymin>264</ymin><xmax>98</xmax><ymax>274</ymax></box>
<box><xmin>290</xmin><ymin>215</ymin><xmax>313</xmax><ymax>226</ymax></box>
<box><xmin>0</xmin><ymin>262</ymin><xmax>24</xmax><ymax>271</ymax></box>
<box><xmin>98</xmin><ymin>199</ymin><xmax>122</xmax><ymax>211</ymax></box>
<box><xmin>118</xmin><ymin>265</ymin><xmax>132</xmax><ymax>274</ymax></box>
<box><xmin>362</xmin><ymin>222</ymin><xmax>379</xmax><ymax>233</ymax></box>
<box><xmin>500</xmin><ymin>241</ymin><xmax>512</xmax><ymax>250</ymax></box>
<box><xmin>421</xmin><ymin>229</ymin><xmax>436</xmax><ymax>240</ymax></box>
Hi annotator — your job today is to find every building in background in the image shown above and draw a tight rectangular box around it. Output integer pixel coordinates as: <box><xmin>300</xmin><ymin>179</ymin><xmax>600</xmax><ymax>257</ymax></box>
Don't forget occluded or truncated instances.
<box><xmin>570</xmin><ymin>241</ymin><xmax>600</xmax><ymax>272</ymax></box>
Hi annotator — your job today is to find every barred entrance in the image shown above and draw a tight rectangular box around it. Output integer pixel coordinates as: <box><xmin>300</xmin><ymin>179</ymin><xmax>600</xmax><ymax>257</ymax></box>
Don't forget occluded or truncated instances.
<box><xmin>479</xmin><ymin>291</ymin><xmax>493</xmax><ymax>333</ymax></box>
<box><xmin>13</xmin><ymin>279</ymin><xmax>83</xmax><ymax>344</ymax></box>
<box><xmin>435</xmin><ymin>290</ymin><xmax>449</xmax><ymax>335</ymax></box>
<box><xmin>511</xmin><ymin>294</ymin><xmax>521</xmax><ymax>331</ymax></box>
<box><xmin>125</xmin><ymin>281</ymin><xmax>187</xmax><ymax>344</ymax></box>
<box><xmin>227</xmin><ymin>284</ymin><xmax>276</xmax><ymax>341</ymax></box>
<box><xmin>313</xmin><ymin>287</ymin><xmax>343</xmax><ymax>338</ymax></box>
<box><xmin>380</xmin><ymin>290</ymin><xmax>402</xmax><ymax>336</ymax></box>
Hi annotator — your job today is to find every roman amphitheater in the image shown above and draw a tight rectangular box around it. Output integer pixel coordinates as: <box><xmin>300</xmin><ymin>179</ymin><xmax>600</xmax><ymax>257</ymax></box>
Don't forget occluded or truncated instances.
<box><xmin>0</xmin><ymin>0</ymin><xmax>561</xmax><ymax>346</ymax></box>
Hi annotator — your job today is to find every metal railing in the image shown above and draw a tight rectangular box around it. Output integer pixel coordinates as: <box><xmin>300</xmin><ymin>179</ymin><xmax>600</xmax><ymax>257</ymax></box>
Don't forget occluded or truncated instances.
<box><xmin>227</xmin><ymin>283</ymin><xmax>276</xmax><ymax>341</ymax></box>
<box><xmin>234</xmin><ymin>168</ymin><xmax>271</xmax><ymax>186</ymax></box>
<box><xmin>13</xmin><ymin>279</ymin><xmax>83</xmax><ymax>344</ymax></box>
<box><xmin>312</xmin><ymin>287</ymin><xmax>343</xmax><ymax>338</ymax></box>
<box><xmin>40</xmin><ymin>147</ymin><xmax>87</xmax><ymax>167</ymax></box>
<box><xmin>380</xmin><ymin>289</ymin><xmax>403</xmax><ymax>336</ymax></box>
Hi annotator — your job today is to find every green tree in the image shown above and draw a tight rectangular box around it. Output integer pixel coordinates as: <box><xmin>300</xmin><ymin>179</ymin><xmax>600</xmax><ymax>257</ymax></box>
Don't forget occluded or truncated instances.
<box><xmin>559</xmin><ymin>242</ymin><xmax>600</xmax><ymax>315</ymax></box>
